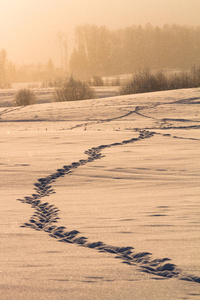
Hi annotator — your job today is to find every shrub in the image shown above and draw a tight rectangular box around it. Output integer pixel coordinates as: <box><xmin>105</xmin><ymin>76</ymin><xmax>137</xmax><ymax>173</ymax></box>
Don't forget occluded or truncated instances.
<box><xmin>92</xmin><ymin>75</ymin><xmax>104</xmax><ymax>86</ymax></box>
<box><xmin>120</xmin><ymin>67</ymin><xmax>200</xmax><ymax>95</ymax></box>
<box><xmin>54</xmin><ymin>77</ymin><xmax>95</xmax><ymax>102</ymax></box>
<box><xmin>14</xmin><ymin>89</ymin><xmax>36</xmax><ymax>106</ymax></box>
<box><xmin>112</xmin><ymin>76</ymin><xmax>121</xmax><ymax>86</ymax></box>
<box><xmin>120</xmin><ymin>69</ymin><xmax>167</xmax><ymax>95</ymax></box>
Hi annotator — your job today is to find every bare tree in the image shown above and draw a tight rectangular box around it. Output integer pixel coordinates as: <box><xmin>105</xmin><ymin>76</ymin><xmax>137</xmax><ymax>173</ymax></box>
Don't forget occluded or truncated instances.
<box><xmin>56</xmin><ymin>31</ymin><xmax>68</xmax><ymax>71</ymax></box>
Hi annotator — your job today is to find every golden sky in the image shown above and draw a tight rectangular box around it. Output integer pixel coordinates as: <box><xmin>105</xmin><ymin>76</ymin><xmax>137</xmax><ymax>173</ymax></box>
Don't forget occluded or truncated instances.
<box><xmin>1</xmin><ymin>0</ymin><xmax>200</xmax><ymax>65</ymax></box>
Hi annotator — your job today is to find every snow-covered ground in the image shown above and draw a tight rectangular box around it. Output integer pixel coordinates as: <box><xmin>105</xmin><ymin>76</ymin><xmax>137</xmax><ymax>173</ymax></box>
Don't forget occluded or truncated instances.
<box><xmin>0</xmin><ymin>88</ymin><xmax>200</xmax><ymax>299</ymax></box>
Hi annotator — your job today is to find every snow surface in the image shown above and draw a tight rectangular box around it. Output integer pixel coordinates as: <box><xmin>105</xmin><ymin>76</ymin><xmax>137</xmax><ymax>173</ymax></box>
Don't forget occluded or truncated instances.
<box><xmin>0</xmin><ymin>88</ymin><xmax>200</xmax><ymax>299</ymax></box>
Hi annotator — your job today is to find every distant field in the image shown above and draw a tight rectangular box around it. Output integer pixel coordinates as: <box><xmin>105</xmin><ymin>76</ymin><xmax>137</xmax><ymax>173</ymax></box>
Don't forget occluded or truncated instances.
<box><xmin>0</xmin><ymin>86</ymin><xmax>119</xmax><ymax>107</ymax></box>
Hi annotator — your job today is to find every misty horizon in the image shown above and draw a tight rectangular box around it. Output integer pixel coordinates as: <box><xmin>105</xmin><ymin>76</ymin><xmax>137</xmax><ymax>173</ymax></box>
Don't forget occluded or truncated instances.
<box><xmin>1</xmin><ymin>0</ymin><xmax>200</xmax><ymax>66</ymax></box>
<box><xmin>1</xmin><ymin>22</ymin><xmax>200</xmax><ymax>88</ymax></box>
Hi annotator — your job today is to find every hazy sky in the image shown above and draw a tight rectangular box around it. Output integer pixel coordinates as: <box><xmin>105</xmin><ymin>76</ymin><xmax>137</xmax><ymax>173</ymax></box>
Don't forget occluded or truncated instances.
<box><xmin>1</xmin><ymin>0</ymin><xmax>200</xmax><ymax>66</ymax></box>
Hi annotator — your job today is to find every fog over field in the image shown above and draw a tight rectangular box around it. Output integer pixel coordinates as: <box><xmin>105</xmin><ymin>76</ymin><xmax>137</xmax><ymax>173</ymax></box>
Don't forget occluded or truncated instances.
<box><xmin>1</xmin><ymin>1</ymin><xmax>200</xmax><ymax>85</ymax></box>
<box><xmin>0</xmin><ymin>1</ymin><xmax>200</xmax><ymax>299</ymax></box>
<box><xmin>1</xmin><ymin>0</ymin><xmax>200</xmax><ymax>66</ymax></box>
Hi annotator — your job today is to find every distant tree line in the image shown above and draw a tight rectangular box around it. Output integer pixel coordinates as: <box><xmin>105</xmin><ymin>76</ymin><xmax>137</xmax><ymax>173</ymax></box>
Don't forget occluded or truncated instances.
<box><xmin>69</xmin><ymin>24</ymin><xmax>200</xmax><ymax>79</ymax></box>
<box><xmin>0</xmin><ymin>49</ymin><xmax>16</xmax><ymax>88</ymax></box>
<box><xmin>0</xmin><ymin>51</ymin><xmax>64</xmax><ymax>87</ymax></box>
<box><xmin>15</xmin><ymin>59</ymin><xmax>59</xmax><ymax>85</ymax></box>
<box><xmin>1</xmin><ymin>24</ymin><xmax>200</xmax><ymax>88</ymax></box>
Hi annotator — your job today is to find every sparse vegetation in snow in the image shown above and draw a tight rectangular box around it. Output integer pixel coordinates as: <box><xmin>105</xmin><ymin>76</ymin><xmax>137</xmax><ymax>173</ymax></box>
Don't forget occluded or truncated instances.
<box><xmin>14</xmin><ymin>89</ymin><xmax>36</xmax><ymax>106</ymax></box>
<box><xmin>54</xmin><ymin>77</ymin><xmax>96</xmax><ymax>102</ymax></box>
<box><xmin>120</xmin><ymin>67</ymin><xmax>200</xmax><ymax>95</ymax></box>
<box><xmin>91</xmin><ymin>75</ymin><xmax>104</xmax><ymax>86</ymax></box>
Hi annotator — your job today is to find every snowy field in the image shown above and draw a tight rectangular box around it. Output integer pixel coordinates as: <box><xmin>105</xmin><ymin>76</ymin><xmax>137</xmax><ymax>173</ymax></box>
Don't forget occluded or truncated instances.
<box><xmin>0</xmin><ymin>88</ymin><xmax>200</xmax><ymax>299</ymax></box>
